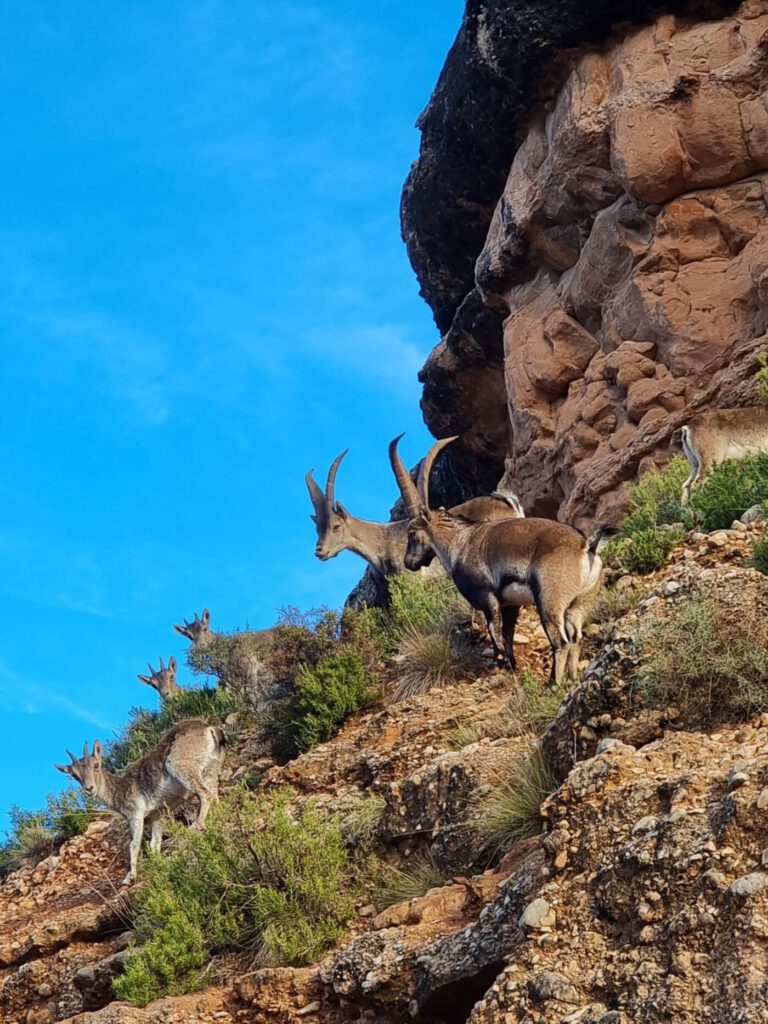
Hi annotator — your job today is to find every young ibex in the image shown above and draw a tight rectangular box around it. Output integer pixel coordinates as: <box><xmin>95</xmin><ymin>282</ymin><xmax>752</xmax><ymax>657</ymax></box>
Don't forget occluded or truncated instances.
<box><xmin>137</xmin><ymin>656</ymin><xmax>181</xmax><ymax>698</ymax></box>
<box><xmin>410</xmin><ymin>437</ymin><xmax>616</xmax><ymax>687</ymax></box>
<box><xmin>678</xmin><ymin>407</ymin><xmax>768</xmax><ymax>502</ymax></box>
<box><xmin>388</xmin><ymin>434</ymin><xmax>525</xmax><ymax>571</ymax></box>
<box><xmin>55</xmin><ymin>720</ymin><xmax>225</xmax><ymax>884</ymax></box>
<box><xmin>173</xmin><ymin>607</ymin><xmax>213</xmax><ymax>646</ymax></box>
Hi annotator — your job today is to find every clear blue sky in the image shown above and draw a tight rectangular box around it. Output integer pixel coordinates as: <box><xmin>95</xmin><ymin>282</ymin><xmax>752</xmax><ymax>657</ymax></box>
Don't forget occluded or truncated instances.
<box><xmin>0</xmin><ymin>1</ymin><xmax>463</xmax><ymax>822</ymax></box>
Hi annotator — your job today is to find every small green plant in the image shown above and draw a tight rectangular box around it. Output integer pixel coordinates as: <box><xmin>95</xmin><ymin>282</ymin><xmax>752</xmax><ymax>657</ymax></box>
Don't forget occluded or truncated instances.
<box><xmin>751</xmin><ymin>530</ymin><xmax>768</xmax><ymax>575</ymax></box>
<box><xmin>392</xmin><ymin>620</ymin><xmax>483</xmax><ymax>702</ymax></box>
<box><xmin>114</xmin><ymin>787</ymin><xmax>355</xmax><ymax>1005</ymax></box>
<box><xmin>107</xmin><ymin>687</ymin><xmax>237</xmax><ymax>771</ymax></box>
<box><xmin>376</xmin><ymin>849</ymin><xmax>446</xmax><ymax>909</ymax></box>
<box><xmin>688</xmin><ymin>452</ymin><xmax>768</xmax><ymax>532</ymax></box>
<box><xmin>756</xmin><ymin>352</ymin><xmax>768</xmax><ymax>407</ymax></box>
<box><xmin>588</xmin><ymin>580</ymin><xmax>647</xmax><ymax>627</ymax></box>
<box><xmin>0</xmin><ymin>788</ymin><xmax>100</xmax><ymax>877</ymax></box>
<box><xmin>634</xmin><ymin>596</ymin><xmax>768</xmax><ymax>721</ymax></box>
<box><xmin>386</xmin><ymin>572</ymin><xmax>468</xmax><ymax>638</ymax></box>
<box><xmin>479</xmin><ymin>745</ymin><xmax>557</xmax><ymax>856</ymax></box>
<box><xmin>272</xmin><ymin>649</ymin><xmax>372</xmax><ymax>758</ymax></box>
<box><xmin>622</xmin><ymin>457</ymin><xmax>692</xmax><ymax>534</ymax></box>
<box><xmin>448</xmin><ymin>669</ymin><xmax>565</xmax><ymax>748</ymax></box>
<box><xmin>604</xmin><ymin>527</ymin><xmax>683</xmax><ymax>575</ymax></box>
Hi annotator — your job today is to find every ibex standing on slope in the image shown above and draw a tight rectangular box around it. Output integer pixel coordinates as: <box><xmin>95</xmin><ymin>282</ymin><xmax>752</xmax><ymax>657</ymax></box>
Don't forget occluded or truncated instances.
<box><xmin>137</xmin><ymin>656</ymin><xmax>181</xmax><ymax>698</ymax></box>
<box><xmin>678</xmin><ymin>407</ymin><xmax>768</xmax><ymax>502</ymax></box>
<box><xmin>306</xmin><ymin>451</ymin><xmax>409</xmax><ymax>581</ymax></box>
<box><xmin>55</xmin><ymin>720</ymin><xmax>225</xmax><ymax>885</ymax></box>
<box><xmin>410</xmin><ymin>437</ymin><xmax>616</xmax><ymax>687</ymax></box>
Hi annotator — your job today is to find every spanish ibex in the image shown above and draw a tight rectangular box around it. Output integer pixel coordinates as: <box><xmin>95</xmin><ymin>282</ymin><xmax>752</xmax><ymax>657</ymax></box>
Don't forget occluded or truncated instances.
<box><xmin>410</xmin><ymin>437</ymin><xmax>616</xmax><ymax>687</ymax></box>
<box><xmin>306</xmin><ymin>444</ymin><xmax>525</xmax><ymax>587</ymax></box>
<box><xmin>388</xmin><ymin>434</ymin><xmax>525</xmax><ymax>570</ymax></box>
<box><xmin>137</xmin><ymin>656</ymin><xmax>181</xmax><ymax>698</ymax></box>
<box><xmin>55</xmin><ymin>720</ymin><xmax>225</xmax><ymax>884</ymax></box>
<box><xmin>173</xmin><ymin>607</ymin><xmax>213</xmax><ymax>646</ymax></box>
<box><xmin>678</xmin><ymin>407</ymin><xmax>768</xmax><ymax>502</ymax></box>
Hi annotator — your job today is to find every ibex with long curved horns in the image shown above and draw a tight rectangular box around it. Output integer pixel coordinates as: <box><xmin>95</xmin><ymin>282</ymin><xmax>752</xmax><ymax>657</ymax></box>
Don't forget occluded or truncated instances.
<box><xmin>137</xmin><ymin>656</ymin><xmax>181</xmax><ymax>698</ymax></box>
<box><xmin>678</xmin><ymin>407</ymin><xmax>768</xmax><ymax>502</ymax></box>
<box><xmin>410</xmin><ymin>437</ymin><xmax>616</xmax><ymax>687</ymax></box>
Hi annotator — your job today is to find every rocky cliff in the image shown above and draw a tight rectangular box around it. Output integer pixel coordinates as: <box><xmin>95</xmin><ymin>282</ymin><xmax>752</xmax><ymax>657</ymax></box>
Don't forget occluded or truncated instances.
<box><xmin>405</xmin><ymin>0</ymin><xmax>768</xmax><ymax>523</ymax></box>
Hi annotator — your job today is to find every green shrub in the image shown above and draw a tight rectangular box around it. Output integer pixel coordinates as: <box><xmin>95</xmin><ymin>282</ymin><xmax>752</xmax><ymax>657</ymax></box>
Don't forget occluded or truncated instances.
<box><xmin>114</xmin><ymin>787</ymin><xmax>355</xmax><ymax>1005</ymax></box>
<box><xmin>588</xmin><ymin>580</ymin><xmax>648</xmax><ymax>627</ymax></box>
<box><xmin>107</xmin><ymin>687</ymin><xmax>237</xmax><ymax>771</ymax></box>
<box><xmin>634</xmin><ymin>596</ymin><xmax>768</xmax><ymax>721</ymax></box>
<box><xmin>376</xmin><ymin>850</ymin><xmax>445</xmax><ymax>909</ymax></box>
<box><xmin>756</xmin><ymin>352</ymin><xmax>768</xmax><ymax>407</ymax></box>
<box><xmin>0</xmin><ymin>788</ymin><xmax>100</xmax><ymax>878</ymax></box>
<box><xmin>751</xmin><ymin>530</ymin><xmax>768</xmax><ymax>575</ymax></box>
<box><xmin>688</xmin><ymin>452</ymin><xmax>768</xmax><ymax>532</ymax></box>
<box><xmin>272</xmin><ymin>649</ymin><xmax>372</xmax><ymax>758</ymax></box>
<box><xmin>604</xmin><ymin>527</ymin><xmax>683</xmax><ymax>575</ymax></box>
<box><xmin>622</xmin><ymin>457</ymin><xmax>692</xmax><ymax>534</ymax></box>
<box><xmin>479</xmin><ymin>745</ymin><xmax>557</xmax><ymax>855</ymax></box>
<box><xmin>386</xmin><ymin>572</ymin><xmax>467</xmax><ymax>639</ymax></box>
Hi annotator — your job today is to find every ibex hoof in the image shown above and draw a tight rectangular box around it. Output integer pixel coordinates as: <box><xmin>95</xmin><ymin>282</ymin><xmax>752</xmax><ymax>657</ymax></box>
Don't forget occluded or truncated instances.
<box><xmin>120</xmin><ymin>872</ymin><xmax>136</xmax><ymax>887</ymax></box>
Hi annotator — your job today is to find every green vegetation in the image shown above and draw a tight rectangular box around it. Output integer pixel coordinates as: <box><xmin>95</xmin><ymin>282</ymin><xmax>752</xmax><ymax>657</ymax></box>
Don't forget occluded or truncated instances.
<box><xmin>376</xmin><ymin>849</ymin><xmax>446</xmax><ymax>909</ymax></box>
<box><xmin>107</xmin><ymin>687</ymin><xmax>238</xmax><ymax>772</ymax></box>
<box><xmin>0</xmin><ymin>788</ymin><xmax>100</xmax><ymax>877</ymax></box>
<box><xmin>751</xmin><ymin>529</ymin><xmax>768</xmax><ymax>575</ymax></box>
<box><xmin>272</xmin><ymin>649</ymin><xmax>373</xmax><ymax>758</ymax></box>
<box><xmin>756</xmin><ymin>352</ymin><xmax>768</xmax><ymax>407</ymax></box>
<box><xmin>605</xmin><ymin>527</ymin><xmax>683</xmax><ymax>575</ymax></box>
<box><xmin>620</xmin><ymin>456</ymin><xmax>692</xmax><ymax>535</ymax></box>
<box><xmin>688</xmin><ymin>452</ymin><xmax>768</xmax><ymax>532</ymax></box>
<box><xmin>634</xmin><ymin>595</ymin><xmax>768</xmax><ymax>721</ymax></box>
<box><xmin>114</xmin><ymin>787</ymin><xmax>356</xmax><ymax>1006</ymax></box>
<box><xmin>386</xmin><ymin>572</ymin><xmax>467</xmax><ymax>638</ymax></box>
<box><xmin>588</xmin><ymin>579</ymin><xmax>647</xmax><ymax>629</ymax></box>
<box><xmin>479</xmin><ymin>745</ymin><xmax>557</xmax><ymax>856</ymax></box>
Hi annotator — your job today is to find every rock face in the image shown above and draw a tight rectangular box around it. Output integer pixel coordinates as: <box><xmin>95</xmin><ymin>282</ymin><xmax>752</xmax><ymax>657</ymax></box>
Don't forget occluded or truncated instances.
<box><xmin>405</xmin><ymin>0</ymin><xmax>768</xmax><ymax>523</ymax></box>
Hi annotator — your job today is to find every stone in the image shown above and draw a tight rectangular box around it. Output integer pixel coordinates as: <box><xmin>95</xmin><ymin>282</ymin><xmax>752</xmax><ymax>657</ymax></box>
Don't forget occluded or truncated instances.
<box><xmin>519</xmin><ymin>898</ymin><xmax>556</xmax><ymax>932</ymax></box>
<box><xmin>529</xmin><ymin>971</ymin><xmax>580</xmax><ymax>1004</ymax></box>
<box><xmin>742</xmin><ymin>504</ymin><xmax>767</xmax><ymax>525</ymax></box>
<box><xmin>729</xmin><ymin>873</ymin><xmax>768</xmax><ymax>897</ymax></box>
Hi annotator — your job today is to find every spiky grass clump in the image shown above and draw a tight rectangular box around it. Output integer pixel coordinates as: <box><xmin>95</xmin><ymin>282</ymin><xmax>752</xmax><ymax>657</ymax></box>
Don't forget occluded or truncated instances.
<box><xmin>588</xmin><ymin>580</ymin><xmax>647</xmax><ymax>628</ymax></box>
<box><xmin>0</xmin><ymin>788</ymin><xmax>101</xmax><ymax>878</ymax></box>
<box><xmin>479</xmin><ymin>745</ymin><xmax>557</xmax><ymax>856</ymax></box>
<box><xmin>114</xmin><ymin>787</ymin><xmax>356</xmax><ymax>1006</ymax></box>
<box><xmin>375</xmin><ymin>850</ymin><xmax>446</xmax><ymax>909</ymax></box>
<box><xmin>634</xmin><ymin>596</ymin><xmax>768</xmax><ymax>721</ymax></box>
<box><xmin>448</xmin><ymin>669</ymin><xmax>566</xmax><ymax>749</ymax></box>
<box><xmin>392</xmin><ymin>621</ymin><xmax>484</xmax><ymax>702</ymax></box>
<box><xmin>622</xmin><ymin>456</ymin><xmax>692</xmax><ymax>534</ymax></box>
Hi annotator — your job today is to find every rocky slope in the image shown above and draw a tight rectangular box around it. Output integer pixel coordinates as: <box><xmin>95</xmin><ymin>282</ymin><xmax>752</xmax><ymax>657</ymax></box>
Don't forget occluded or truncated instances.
<box><xmin>5</xmin><ymin>520</ymin><xmax>768</xmax><ymax>1023</ymax></box>
<box><xmin>405</xmin><ymin>0</ymin><xmax>768</xmax><ymax>524</ymax></box>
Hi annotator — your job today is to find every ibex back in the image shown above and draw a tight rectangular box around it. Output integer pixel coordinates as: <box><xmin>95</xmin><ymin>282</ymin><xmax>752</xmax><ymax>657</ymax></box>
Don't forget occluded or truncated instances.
<box><xmin>55</xmin><ymin>719</ymin><xmax>225</xmax><ymax>884</ymax></box>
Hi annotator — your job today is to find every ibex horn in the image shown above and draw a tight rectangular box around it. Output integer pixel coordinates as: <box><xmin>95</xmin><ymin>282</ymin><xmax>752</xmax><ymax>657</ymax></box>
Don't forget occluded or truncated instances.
<box><xmin>82</xmin><ymin>740</ymin><xmax>90</xmax><ymax>759</ymax></box>
<box><xmin>305</xmin><ymin>469</ymin><xmax>327</xmax><ymax>526</ymax></box>
<box><xmin>159</xmin><ymin>657</ymin><xmax>165</xmax><ymax>671</ymax></box>
<box><xmin>417</xmin><ymin>436</ymin><xmax>460</xmax><ymax>510</ymax></box>
<box><xmin>388</xmin><ymin>433</ymin><xmax>420</xmax><ymax>519</ymax></box>
<box><xmin>325</xmin><ymin>449</ymin><xmax>348</xmax><ymax>518</ymax></box>
<box><xmin>66</xmin><ymin>748</ymin><xmax>78</xmax><ymax>763</ymax></box>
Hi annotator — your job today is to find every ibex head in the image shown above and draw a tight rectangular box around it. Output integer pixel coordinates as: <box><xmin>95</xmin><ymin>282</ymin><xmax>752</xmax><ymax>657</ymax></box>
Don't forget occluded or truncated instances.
<box><xmin>137</xmin><ymin>656</ymin><xmax>180</xmax><ymax>698</ymax></box>
<box><xmin>55</xmin><ymin>740</ymin><xmax>104</xmax><ymax>798</ymax></box>
<box><xmin>389</xmin><ymin>433</ymin><xmax>442</xmax><ymax>572</ymax></box>
<box><xmin>404</xmin><ymin>436</ymin><xmax>461</xmax><ymax>570</ymax></box>
<box><xmin>305</xmin><ymin>450</ymin><xmax>354</xmax><ymax>560</ymax></box>
<box><xmin>173</xmin><ymin>608</ymin><xmax>212</xmax><ymax>646</ymax></box>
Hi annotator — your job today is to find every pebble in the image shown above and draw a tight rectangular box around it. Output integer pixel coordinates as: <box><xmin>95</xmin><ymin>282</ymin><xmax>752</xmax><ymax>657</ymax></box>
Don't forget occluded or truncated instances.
<box><xmin>662</xmin><ymin>580</ymin><xmax>681</xmax><ymax>597</ymax></box>
<box><xmin>730</xmin><ymin>520</ymin><xmax>748</xmax><ymax>532</ymax></box>
<box><xmin>759</xmin><ymin>789</ymin><xmax>768</xmax><ymax>810</ymax></box>
<box><xmin>297</xmin><ymin>1002</ymin><xmax>321</xmax><ymax>1017</ymax></box>
<box><xmin>707</xmin><ymin>531</ymin><xmax>731</xmax><ymax>548</ymax></box>
<box><xmin>632</xmin><ymin>815</ymin><xmax>658</xmax><ymax>835</ymax></box>
<box><xmin>519</xmin><ymin>897</ymin><xmax>556</xmax><ymax>931</ymax></box>
<box><xmin>729</xmin><ymin>873</ymin><xmax>768</xmax><ymax>897</ymax></box>
<box><xmin>741</xmin><ymin>504</ymin><xmax>766</xmax><ymax>525</ymax></box>
<box><xmin>728</xmin><ymin>770</ymin><xmax>749</xmax><ymax>790</ymax></box>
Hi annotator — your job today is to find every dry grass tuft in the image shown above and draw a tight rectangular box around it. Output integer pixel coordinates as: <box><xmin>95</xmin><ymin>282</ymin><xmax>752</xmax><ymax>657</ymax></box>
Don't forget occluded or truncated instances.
<box><xmin>391</xmin><ymin>622</ymin><xmax>484</xmax><ymax>702</ymax></box>
<box><xmin>375</xmin><ymin>849</ymin><xmax>446</xmax><ymax>909</ymax></box>
<box><xmin>478</xmin><ymin>744</ymin><xmax>557</xmax><ymax>856</ymax></box>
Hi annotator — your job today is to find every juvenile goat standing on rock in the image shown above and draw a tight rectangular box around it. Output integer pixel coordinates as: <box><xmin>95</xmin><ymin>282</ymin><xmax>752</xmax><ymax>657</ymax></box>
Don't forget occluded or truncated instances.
<box><xmin>409</xmin><ymin>437</ymin><xmax>616</xmax><ymax>687</ymax></box>
<box><xmin>55</xmin><ymin>719</ymin><xmax>225</xmax><ymax>885</ymax></box>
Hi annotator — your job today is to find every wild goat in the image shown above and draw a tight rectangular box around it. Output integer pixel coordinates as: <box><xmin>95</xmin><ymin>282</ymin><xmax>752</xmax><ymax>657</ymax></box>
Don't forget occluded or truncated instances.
<box><xmin>678</xmin><ymin>407</ymin><xmax>768</xmax><ymax>502</ymax></box>
<box><xmin>306</xmin><ymin>444</ymin><xmax>525</xmax><ymax>585</ymax></box>
<box><xmin>174</xmin><ymin>607</ymin><xmax>213</xmax><ymax>645</ymax></box>
<box><xmin>410</xmin><ymin>437</ymin><xmax>616</xmax><ymax>687</ymax></box>
<box><xmin>388</xmin><ymin>433</ymin><xmax>525</xmax><ymax>570</ymax></box>
<box><xmin>137</xmin><ymin>656</ymin><xmax>180</xmax><ymax>698</ymax></box>
<box><xmin>55</xmin><ymin>720</ymin><xmax>225</xmax><ymax>884</ymax></box>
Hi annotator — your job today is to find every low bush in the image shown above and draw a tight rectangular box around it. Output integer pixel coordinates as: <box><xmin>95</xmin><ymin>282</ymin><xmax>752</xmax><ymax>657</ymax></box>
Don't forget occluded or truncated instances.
<box><xmin>386</xmin><ymin>572</ymin><xmax>468</xmax><ymax>639</ymax></box>
<box><xmin>751</xmin><ymin>530</ymin><xmax>768</xmax><ymax>575</ymax></box>
<box><xmin>479</xmin><ymin>745</ymin><xmax>557</xmax><ymax>856</ymax></box>
<box><xmin>272</xmin><ymin>649</ymin><xmax>372</xmax><ymax>758</ymax></box>
<box><xmin>0</xmin><ymin>788</ymin><xmax>99</xmax><ymax>877</ymax></box>
<box><xmin>588</xmin><ymin>580</ymin><xmax>648</xmax><ymax>627</ymax></box>
<box><xmin>621</xmin><ymin>456</ymin><xmax>692</xmax><ymax>534</ymax></box>
<box><xmin>688</xmin><ymin>452</ymin><xmax>768</xmax><ymax>532</ymax></box>
<box><xmin>376</xmin><ymin>850</ymin><xmax>446</xmax><ymax>909</ymax></box>
<box><xmin>634</xmin><ymin>596</ymin><xmax>768</xmax><ymax>721</ymax></box>
<box><xmin>604</xmin><ymin>527</ymin><xmax>683</xmax><ymax>575</ymax></box>
<box><xmin>756</xmin><ymin>352</ymin><xmax>768</xmax><ymax>407</ymax></box>
<box><xmin>114</xmin><ymin>787</ymin><xmax>355</xmax><ymax>1005</ymax></box>
<box><xmin>107</xmin><ymin>687</ymin><xmax>237</xmax><ymax>771</ymax></box>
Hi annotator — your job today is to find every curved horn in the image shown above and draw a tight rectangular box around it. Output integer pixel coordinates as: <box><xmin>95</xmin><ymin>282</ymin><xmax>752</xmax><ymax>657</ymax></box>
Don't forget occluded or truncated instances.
<box><xmin>66</xmin><ymin>748</ymin><xmax>78</xmax><ymax>763</ymax></box>
<box><xmin>159</xmin><ymin>656</ymin><xmax>165</xmax><ymax>671</ymax></box>
<box><xmin>82</xmin><ymin>740</ymin><xmax>90</xmax><ymax>759</ymax></box>
<box><xmin>147</xmin><ymin>660</ymin><xmax>156</xmax><ymax>676</ymax></box>
<box><xmin>388</xmin><ymin>434</ymin><xmax>420</xmax><ymax>519</ymax></box>
<box><xmin>325</xmin><ymin>449</ymin><xmax>348</xmax><ymax>517</ymax></box>
<box><xmin>305</xmin><ymin>469</ymin><xmax>327</xmax><ymax>525</ymax></box>
<box><xmin>417</xmin><ymin>437</ymin><xmax>460</xmax><ymax>510</ymax></box>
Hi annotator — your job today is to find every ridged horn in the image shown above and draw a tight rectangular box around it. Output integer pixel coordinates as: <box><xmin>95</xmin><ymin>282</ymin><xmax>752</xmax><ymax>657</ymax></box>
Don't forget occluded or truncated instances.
<box><xmin>417</xmin><ymin>437</ymin><xmax>460</xmax><ymax>510</ymax></box>
<box><xmin>305</xmin><ymin>468</ymin><xmax>327</xmax><ymax>526</ymax></box>
<box><xmin>325</xmin><ymin>449</ymin><xmax>348</xmax><ymax>517</ymax></box>
<box><xmin>388</xmin><ymin>433</ymin><xmax>420</xmax><ymax>519</ymax></box>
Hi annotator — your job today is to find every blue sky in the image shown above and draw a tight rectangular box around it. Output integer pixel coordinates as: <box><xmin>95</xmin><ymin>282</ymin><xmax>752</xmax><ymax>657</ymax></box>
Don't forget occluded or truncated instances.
<box><xmin>0</xmin><ymin>1</ymin><xmax>463</xmax><ymax>822</ymax></box>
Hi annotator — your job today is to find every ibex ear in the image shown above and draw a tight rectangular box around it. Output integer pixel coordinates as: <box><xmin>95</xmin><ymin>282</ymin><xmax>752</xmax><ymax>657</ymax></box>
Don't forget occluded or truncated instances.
<box><xmin>137</xmin><ymin>673</ymin><xmax>152</xmax><ymax>685</ymax></box>
<box><xmin>169</xmin><ymin>656</ymin><xmax>177</xmax><ymax>673</ymax></box>
<box><xmin>93</xmin><ymin>740</ymin><xmax>103</xmax><ymax>763</ymax></box>
<box><xmin>54</xmin><ymin>762</ymin><xmax>74</xmax><ymax>777</ymax></box>
<box><xmin>336</xmin><ymin>502</ymin><xmax>349</xmax><ymax>520</ymax></box>
<box><xmin>202</xmin><ymin>608</ymin><xmax>210</xmax><ymax>626</ymax></box>
<box><xmin>173</xmin><ymin>623</ymin><xmax>189</xmax><ymax>638</ymax></box>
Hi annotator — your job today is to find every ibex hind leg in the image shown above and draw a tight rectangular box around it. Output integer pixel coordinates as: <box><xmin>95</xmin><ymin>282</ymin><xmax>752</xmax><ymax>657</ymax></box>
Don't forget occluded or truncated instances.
<box><xmin>563</xmin><ymin>604</ymin><xmax>585</xmax><ymax>683</ymax></box>
<box><xmin>482</xmin><ymin>594</ymin><xmax>507</xmax><ymax>666</ymax></box>
<box><xmin>532</xmin><ymin>583</ymin><xmax>569</xmax><ymax>689</ymax></box>
<box><xmin>681</xmin><ymin>429</ymin><xmax>701</xmax><ymax>504</ymax></box>
<box><xmin>168</xmin><ymin>765</ymin><xmax>216</xmax><ymax>828</ymax></box>
<box><xmin>500</xmin><ymin>605</ymin><xmax>520</xmax><ymax>672</ymax></box>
